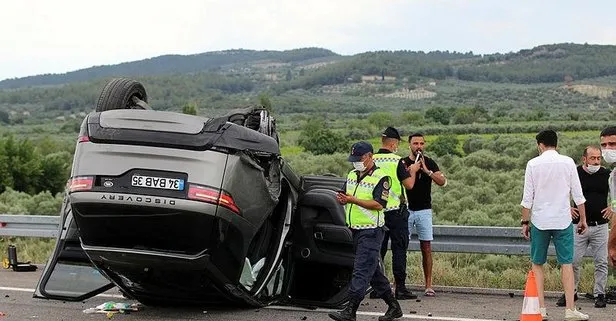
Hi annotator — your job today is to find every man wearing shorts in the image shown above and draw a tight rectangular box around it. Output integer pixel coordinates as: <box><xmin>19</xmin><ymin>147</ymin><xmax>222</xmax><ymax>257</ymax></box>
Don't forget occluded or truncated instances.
<box><xmin>520</xmin><ymin>129</ymin><xmax>589</xmax><ymax>321</ymax></box>
<box><xmin>400</xmin><ymin>133</ymin><xmax>446</xmax><ymax>297</ymax></box>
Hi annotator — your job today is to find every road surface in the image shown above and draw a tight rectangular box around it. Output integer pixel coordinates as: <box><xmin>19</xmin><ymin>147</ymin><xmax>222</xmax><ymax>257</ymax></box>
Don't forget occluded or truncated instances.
<box><xmin>1</xmin><ymin>268</ymin><xmax>614</xmax><ymax>320</ymax></box>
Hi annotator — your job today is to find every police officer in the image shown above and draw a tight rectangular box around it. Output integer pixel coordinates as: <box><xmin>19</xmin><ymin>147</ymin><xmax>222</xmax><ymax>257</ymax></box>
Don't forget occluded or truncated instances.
<box><xmin>329</xmin><ymin>141</ymin><xmax>403</xmax><ymax>321</ymax></box>
<box><xmin>372</xmin><ymin>127</ymin><xmax>417</xmax><ymax>300</ymax></box>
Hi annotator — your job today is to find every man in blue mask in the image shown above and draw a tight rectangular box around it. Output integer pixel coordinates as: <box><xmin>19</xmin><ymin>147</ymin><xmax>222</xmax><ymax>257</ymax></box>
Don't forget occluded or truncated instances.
<box><xmin>330</xmin><ymin>141</ymin><xmax>402</xmax><ymax>321</ymax></box>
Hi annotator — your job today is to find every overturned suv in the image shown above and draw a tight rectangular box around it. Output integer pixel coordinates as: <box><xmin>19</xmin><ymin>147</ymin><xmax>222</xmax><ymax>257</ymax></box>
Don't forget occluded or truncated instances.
<box><xmin>34</xmin><ymin>78</ymin><xmax>360</xmax><ymax>309</ymax></box>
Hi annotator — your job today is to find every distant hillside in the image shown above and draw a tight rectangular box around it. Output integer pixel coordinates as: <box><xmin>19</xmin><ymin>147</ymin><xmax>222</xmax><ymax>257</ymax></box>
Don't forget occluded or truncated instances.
<box><xmin>0</xmin><ymin>48</ymin><xmax>339</xmax><ymax>89</ymax></box>
<box><xmin>457</xmin><ymin>43</ymin><xmax>616</xmax><ymax>83</ymax></box>
<box><xmin>3</xmin><ymin>42</ymin><xmax>616</xmax><ymax>122</ymax></box>
<box><xmin>4</xmin><ymin>43</ymin><xmax>615</xmax><ymax>92</ymax></box>
<box><xmin>270</xmin><ymin>43</ymin><xmax>616</xmax><ymax>92</ymax></box>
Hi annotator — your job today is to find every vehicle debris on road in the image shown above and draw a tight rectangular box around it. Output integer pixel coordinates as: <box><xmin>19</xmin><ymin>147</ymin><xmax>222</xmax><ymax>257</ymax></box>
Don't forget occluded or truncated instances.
<box><xmin>82</xmin><ymin>302</ymin><xmax>142</xmax><ymax>317</ymax></box>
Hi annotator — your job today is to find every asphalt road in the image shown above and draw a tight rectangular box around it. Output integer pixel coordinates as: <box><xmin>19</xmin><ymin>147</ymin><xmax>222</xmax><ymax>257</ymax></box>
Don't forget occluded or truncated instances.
<box><xmin>1</xmin><ymin>268</ymin><xmax>615</xmax><ymax>321</ymax></box>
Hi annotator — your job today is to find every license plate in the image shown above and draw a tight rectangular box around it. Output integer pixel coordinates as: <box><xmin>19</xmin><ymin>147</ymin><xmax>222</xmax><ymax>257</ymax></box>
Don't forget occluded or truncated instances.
<box><xmin>131</xmin><ymin>175</ymin><xmax>185</xmax><ymax>191</ymax></box>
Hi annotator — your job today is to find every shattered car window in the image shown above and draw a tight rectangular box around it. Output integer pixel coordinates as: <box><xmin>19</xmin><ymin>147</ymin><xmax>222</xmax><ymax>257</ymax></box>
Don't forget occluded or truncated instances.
<box><xmin>43</xmin><ymin>262</ymin><xmax>110</xmax><ymax>298</ymax></box>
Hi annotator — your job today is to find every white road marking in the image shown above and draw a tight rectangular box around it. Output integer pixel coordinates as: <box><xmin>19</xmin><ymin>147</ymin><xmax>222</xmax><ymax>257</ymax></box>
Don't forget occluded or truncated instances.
<box><xmin>1</xmin><ymin>286</ymin><xmax>503</xmax><ymax>321</ymax></box>
<box><xmin>0</xmin><ymin>286</ymin><xmax>125</xmax><ymax>299</ymax></box>
<box><xmin>266</xmin><ymin>305</ymin><xmax>504</xmax><ymax>321</ymax></box>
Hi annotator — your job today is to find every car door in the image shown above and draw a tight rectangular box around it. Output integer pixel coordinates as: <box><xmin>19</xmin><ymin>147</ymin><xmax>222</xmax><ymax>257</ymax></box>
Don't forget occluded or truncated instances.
<box><xmin>283</xmin><ymin>175</ymin><xmax>357</xmax><ymax>309</ymax></box>
<box><xmin>33</xmin><ymin>196</ymin><xmax>115</xmax><ymax>302</ymax></box>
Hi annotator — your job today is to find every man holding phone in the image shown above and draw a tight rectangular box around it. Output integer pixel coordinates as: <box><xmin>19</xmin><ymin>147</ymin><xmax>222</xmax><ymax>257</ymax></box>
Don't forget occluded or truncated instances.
<box><xmin>520</xmin><ymin>130</ymin><xmax>589</xmax><ymax>321</ymax></box>
<box><xmin>399</xmin><ymin>132</ymin><xmax>446</xmax><ymax>297</ymax></box>
<box><xmin>329</xmin><ymin>141</ymin><xmax>402</xmax><ymax>321</ymax></box>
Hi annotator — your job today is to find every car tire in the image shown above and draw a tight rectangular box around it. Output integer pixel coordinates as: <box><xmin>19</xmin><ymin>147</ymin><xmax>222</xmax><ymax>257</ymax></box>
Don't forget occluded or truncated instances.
<box><xmin>96</xmin><ymin>78</ymin><xmax>148</xmax><ymax>112</ymax></box>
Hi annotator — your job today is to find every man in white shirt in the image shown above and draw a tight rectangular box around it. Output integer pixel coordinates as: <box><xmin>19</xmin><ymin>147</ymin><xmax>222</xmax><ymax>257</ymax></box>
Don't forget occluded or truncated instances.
<box><xmin>520</xmin><ymin>129</ymin><xmax>589</xmax><ymax>321</ymax></box>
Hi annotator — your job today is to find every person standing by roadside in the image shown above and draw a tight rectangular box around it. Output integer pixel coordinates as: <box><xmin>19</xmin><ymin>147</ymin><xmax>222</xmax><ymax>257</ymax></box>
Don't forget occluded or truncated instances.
<box><xmin>329</xmin><ymin>141</ymin><xmax>403</xmax><ymax>321</ymax></box>
<box><xmin>599</xmin><ymin>126</ymin><xmax>616</xmax><ymax>268</ymax></box>
<box><xmin>520</xmin><ymin>129</ymin><xmax>589</xmax><ymax>321</ymax></box>
<box><xmin>372</xmin><ymin>127</ymin><xmax>417</xmax><ymax>300</ymax></box>
<box><xmin>400</xmin><ymin>133</ymin><xmax>446</xmax><ymax>297</ymax></box>
<box><xmin>556</xmin><ymin>145</ymin><xmax>611</xmax><ymax>309</ymax></box>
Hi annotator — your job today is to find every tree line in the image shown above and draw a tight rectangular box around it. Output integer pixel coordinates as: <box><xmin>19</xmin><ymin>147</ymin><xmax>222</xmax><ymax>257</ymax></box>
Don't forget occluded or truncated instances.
<box><xmin>0</xmin><ymin>135</ymin><xmax>72</xmax><ymax>196</ymax></box>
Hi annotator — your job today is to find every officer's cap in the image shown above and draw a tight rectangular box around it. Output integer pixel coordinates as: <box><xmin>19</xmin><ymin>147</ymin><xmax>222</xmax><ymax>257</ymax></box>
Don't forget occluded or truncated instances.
<box><xmin>382</xmin><ymin>127</ymin><xmax>401</xmax><ymax>140</ymax></box>
<box><xmin>348</xmin><ymin>141</ymin><xmax>374</xmax><ymax>162</ymax></box>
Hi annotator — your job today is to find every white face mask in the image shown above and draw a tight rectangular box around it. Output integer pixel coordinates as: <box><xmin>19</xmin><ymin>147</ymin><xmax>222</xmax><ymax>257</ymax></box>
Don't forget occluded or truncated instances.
<box><xmin>586</xmin><ymin>165</ymin><xmax>600</xmax><ymax>174</ymax></box>
<box><xmin>602</xmin><ymin>149</ymin><xmax>616</xmax><ymax>164</ymax></box>
<box><xmin>353</xmin><ymin>162</ymin><xmax>366</xmax><ymax>172</ymax></box>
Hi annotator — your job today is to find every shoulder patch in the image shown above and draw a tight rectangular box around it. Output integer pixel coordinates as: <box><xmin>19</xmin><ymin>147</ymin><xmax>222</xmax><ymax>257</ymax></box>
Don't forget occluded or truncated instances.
<box><xmin>381</xmin><ymin>189</ymin><xmax>389</xmax><ymax>201</ymax></box>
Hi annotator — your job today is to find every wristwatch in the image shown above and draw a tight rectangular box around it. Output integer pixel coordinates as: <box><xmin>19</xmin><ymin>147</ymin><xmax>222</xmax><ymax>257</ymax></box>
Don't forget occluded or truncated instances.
<box><xmin>520</xmin><ymin>220</ymin><xmax>530</xmax><ymax>226</ymax></box>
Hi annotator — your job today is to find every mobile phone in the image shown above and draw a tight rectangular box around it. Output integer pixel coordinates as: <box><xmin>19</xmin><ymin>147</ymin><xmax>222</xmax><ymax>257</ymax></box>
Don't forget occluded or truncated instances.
<box><xmin>415</xmin><ymin>151</ymin><xmax>423</xmax><ymax>163</ymax></box>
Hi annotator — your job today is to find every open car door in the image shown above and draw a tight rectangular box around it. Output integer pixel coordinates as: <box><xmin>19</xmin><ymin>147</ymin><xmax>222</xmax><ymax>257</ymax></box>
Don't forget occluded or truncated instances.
<box><xmin>34</xmin><ymin>196</ymin><xmax>115</xmax><ymax>301</ymax></box>
<box><xmin>283</xmin><ymin>175</ymin><xmax>356</xmax><ymax>309</ymax></box>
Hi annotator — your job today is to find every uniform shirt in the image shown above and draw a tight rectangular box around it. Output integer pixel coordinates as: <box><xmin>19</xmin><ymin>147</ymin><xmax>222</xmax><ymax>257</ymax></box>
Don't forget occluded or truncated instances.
<box><xmin>375</xmin><ymin>148</ymin><xmax>409</xmax><ymax>205</ymax></box>
<box><xmin>520</xmin><ymin>150</ymin><xmax>586</xmax><ymax>230</ymax></box>
<box><xmin>573</xmin><ymin>165</ymin><xmax>610</xmax><ymax>224</ymax></box>
<box><xmin>398</xmin><ymin>155</ymin><xmax>440</xmax><ymax>211</ymax></box>
<box><xmin>342</xmin><ymin>165</ymin><xmax>390</xmax><ymax>208</ymax></box>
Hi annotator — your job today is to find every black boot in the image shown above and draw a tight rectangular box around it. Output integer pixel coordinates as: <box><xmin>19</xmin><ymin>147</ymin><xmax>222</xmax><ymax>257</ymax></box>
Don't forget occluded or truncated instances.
<box><xmin>379</xmin><ymin>292</ymin><xmax>403</xmax><ymax>321</ymax></box>
<box><xmin>394</xmin><ymin>277</ymin><xmax>416</xmax><ymax>300</ymax></box>
<box><xmin>328</xmin><ymin>298</ymin><xmax>360</xmax><ymax>321</ymax></box>
<box><xmin>556</xmin><ymin>292</ymin><xmax>578</xmax><ymax>307</ymax></box>
<box><xmin>395</xmin><ymin>286</ymin><xmax>417</xmax><ymax>300</ymax></box>
<box><xmin>595</xmin><ymin>294</ymin><xmax>607</xmax><ymax>308</ymax></box>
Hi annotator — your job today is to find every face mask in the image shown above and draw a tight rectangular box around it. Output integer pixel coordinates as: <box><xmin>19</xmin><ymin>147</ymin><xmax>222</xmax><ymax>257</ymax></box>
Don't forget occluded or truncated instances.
<box><xmin>353</xmin><ymin>162</ymin><xmax>366</xmax><ymax>172</ymax></box>
<box><xmin>586</xmin><ymin>165</ymin><xmax>600</xmax><ymax>174</ymax></box>
<box><xmin>602</xmin><ymin>149</ymin><xmax>616</xmax><ymax>164</ymax></box>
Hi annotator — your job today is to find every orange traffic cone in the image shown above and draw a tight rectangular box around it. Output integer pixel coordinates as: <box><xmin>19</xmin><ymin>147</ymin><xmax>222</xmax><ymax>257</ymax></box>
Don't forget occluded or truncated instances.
<box><xmin>520</xmin><ymin>270</ymin><xmax>542</xmax><ymax>321</ymax></box>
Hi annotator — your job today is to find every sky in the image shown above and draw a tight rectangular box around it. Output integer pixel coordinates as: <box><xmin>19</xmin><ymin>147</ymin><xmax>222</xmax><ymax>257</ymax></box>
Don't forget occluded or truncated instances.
<box><xmin>1</xmin><ymin>0</ymin><xmax>616</xmax><ymax>81</ymax></box>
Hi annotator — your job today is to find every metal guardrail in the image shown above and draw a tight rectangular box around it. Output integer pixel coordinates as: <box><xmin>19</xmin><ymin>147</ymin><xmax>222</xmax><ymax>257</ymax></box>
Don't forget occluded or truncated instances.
<box><xmin>0</xmin><ymin>215</ymin><xmax>59</xmax><ymax>238</ymax></box>
<box><xmin>408</xmin><ymin>225</ymin><xmax>535</xmax><ymax>255</ymax></box>
<box><xmin>0</xmin><ymin>214</ymin><xmax>588</xmax><ymax>257</ymax></box>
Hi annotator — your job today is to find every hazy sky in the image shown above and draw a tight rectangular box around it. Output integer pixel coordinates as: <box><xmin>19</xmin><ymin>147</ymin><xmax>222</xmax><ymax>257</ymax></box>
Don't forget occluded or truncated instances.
<box><xmin>1</xmin><ymin>0</ymin><xmax>615</xmax><ymax>80</ymax></box>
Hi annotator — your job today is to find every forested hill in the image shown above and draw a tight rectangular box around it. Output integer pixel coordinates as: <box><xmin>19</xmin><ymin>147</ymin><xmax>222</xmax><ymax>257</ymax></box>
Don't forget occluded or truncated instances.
<box><xmin>0</xmin><ymin>48</ymin><xmax>339</xmax><ymax>89</ymax></box>
<box><xmin>457</xmin><ymin>43</ymin><xmax>616</xmax><ymax>83</ymax></box>
<box><xmin>4</xmin><ymin>43</ymin><xmax>616</xmax><ymax>91</ymax></box>
<box><xmin>277</xmin><ymin>43</ymin><xmax>616</xmax><ymax>90</ymax></box>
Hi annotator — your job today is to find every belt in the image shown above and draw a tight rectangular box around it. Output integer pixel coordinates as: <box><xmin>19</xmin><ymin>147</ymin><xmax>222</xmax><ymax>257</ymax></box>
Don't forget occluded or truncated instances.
<box><xmin>587</xmin><ymin>220</ymin><xmax>608</xmax><ymax>226</ymax></box>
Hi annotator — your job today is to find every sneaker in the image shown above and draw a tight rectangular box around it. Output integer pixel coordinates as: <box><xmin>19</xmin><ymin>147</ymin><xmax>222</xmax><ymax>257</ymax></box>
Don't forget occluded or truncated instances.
<box><xmin>564</xmin><ymin>308</ymin><xmax>589</xmax><ymax>321</ymax></box>
<box><xmin>540</xmin><ymin>307</ymin><xmax>548</xmax><ymax>320</ymax></box>
<box><xmin>595</xmin><ymin>294</ymin><xmax>606</xmax><ymax>308</ymax></box>
<box><xmin>556</xmin><ymin>292</ymin><xmax>578</xmax><ymax>307</ymax></box>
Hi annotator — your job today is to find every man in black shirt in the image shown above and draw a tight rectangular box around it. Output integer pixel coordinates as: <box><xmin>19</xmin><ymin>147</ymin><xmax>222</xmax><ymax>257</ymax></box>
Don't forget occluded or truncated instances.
<box><xmin>557</xmin><ymin>145</ymin><xmax>612</xmax><ymax>308</ymax></box>
<box><xmin>398</xmin><ymin>133</ymin><xmax>446</xmax><ymax>297</ymax></box>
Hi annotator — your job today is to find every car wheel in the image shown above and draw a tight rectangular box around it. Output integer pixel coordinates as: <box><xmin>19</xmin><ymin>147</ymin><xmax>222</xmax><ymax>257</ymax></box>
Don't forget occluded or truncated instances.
<box><xmin>96</xmin><ymin>78</ymin><xmax>148</xmax><ymax>112</ymax></box>
<box><xmin>219</xmin><ymin>106</ymin><xmax>279</xmax><ymax>144</ymax></box>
